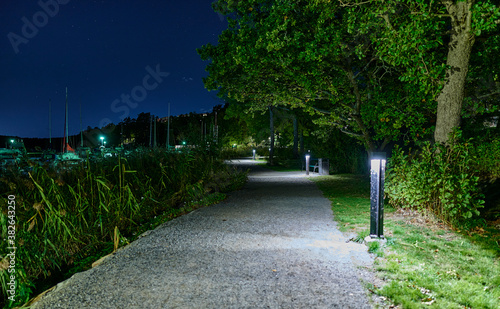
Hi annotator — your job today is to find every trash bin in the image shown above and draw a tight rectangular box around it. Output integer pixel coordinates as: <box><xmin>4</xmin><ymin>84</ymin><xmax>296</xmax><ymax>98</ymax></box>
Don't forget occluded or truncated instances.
<box><xmin>318</xmin><ymin>158</ymin><xmax>329</xmax><ymax>175</ymax></box>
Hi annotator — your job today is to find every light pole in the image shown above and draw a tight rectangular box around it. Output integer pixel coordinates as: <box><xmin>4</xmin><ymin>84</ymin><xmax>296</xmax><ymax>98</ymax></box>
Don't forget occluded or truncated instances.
<box><xmin>305</xmin><ymin>153</ymin><xmax>311</xmax><ymax>175</ymax></box>
<box><xmin>100</xmin><ymin>136</ymin><xmax>105</xmax><ymax>147</ymax></box>
<box><xmin>369</xmin><ymin>152</ymin><xmax>386</xmax><ymax>239</ymax></box>
<box><xmin>253</xmin><ymin>149</ymin><xmax>256</xmax><ymax>160</ymax></box>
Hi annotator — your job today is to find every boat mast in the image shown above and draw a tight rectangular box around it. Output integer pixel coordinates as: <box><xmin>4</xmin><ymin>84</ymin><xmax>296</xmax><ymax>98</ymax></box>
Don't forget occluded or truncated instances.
<box><xmin>49</xmin><ymin>99</ymin><xmax>52</xmax><ymax>148</ymax></box>
<box><xmin>166</xmin><ymin>103</ymin><xmax>170</xmax><ymax>150</ymax></box>
<box><xmin>65</xmin><ymin>87</ymin><xmax>69</xmax><ymax>150</ymax></box>
<box><xmin>80</xmin><ymin>99</ymin><xmax>83</xmax><ymax>147</ymax></box>
<box><xmin>154</xmin><ymin>115</ymin><xmax>157</xmax><ymax>147</ymax></box>
<box><xmin>149</xmin><ymin>114</ymin><xmax>153</xmax><ymax>147</ymax></box>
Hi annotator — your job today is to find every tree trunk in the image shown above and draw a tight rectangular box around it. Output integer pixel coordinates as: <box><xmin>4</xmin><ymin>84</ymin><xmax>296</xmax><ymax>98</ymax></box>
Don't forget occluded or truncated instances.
<box><xmin>434</xmin><ymin>1</ymin><xmax>475</xmax><ymax>144</ymax></box>
<box><xmin>300</xmin><ymin>129</ymin><xmax>304</xmax><ymax>154</ymax></box>
<box><xmin>269</xmin><ymin>106</ymin><xmax>274</xmax><ymax>165</ymax></box>
<box><xmin>293</xmin><ymin>116</ymin><xmax>298</xmax><ymax>158</ymax></box>
<box><xmin>345</xmin><ymin>66</ymin><xmax>376</xmax><ymax>152</ymax></box>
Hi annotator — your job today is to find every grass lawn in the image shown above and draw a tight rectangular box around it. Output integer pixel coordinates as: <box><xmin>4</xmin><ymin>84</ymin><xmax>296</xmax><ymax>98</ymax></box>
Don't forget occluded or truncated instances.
<box><xmin>312</xmin><ymin>174</ymin><xmax>500</xmax><ymax>309</ymax></box>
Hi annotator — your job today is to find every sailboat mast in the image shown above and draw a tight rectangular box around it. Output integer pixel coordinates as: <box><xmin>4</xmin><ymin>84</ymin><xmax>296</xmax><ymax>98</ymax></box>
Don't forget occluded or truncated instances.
<box><xmin>166</xmin><ymin>103</ymin><xmax>170</xmax><ymax>150</ymax></box>
<box><xmin>80</xmin><ymin>99</ymin><xmax>83</xmax><ymax>147</ymax></box>
<box><xmin>49</xmin><ymin>99</ymin><xmax>52</xmax><ymax>148</ymax></box>
<box><xmin>65</xmin><ymin>87</ymin><xmax>69</xmax><ymax>145</ymax></box>
<box><xmin>149</xmin><ymin>114</ymin><xmax>153</xmax><ymax>147</ymax></box>
<box><xmin>154</xmin><ymin>115</ymin><xmax>157</xmax><ymax>147</ymax></box>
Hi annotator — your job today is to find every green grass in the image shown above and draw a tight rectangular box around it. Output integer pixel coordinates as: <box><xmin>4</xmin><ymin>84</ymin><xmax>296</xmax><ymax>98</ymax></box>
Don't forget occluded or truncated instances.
<box><xmin>313</xmin><ymin>174</ymin><xmax>500</xmax><ymax>309</ymax></box>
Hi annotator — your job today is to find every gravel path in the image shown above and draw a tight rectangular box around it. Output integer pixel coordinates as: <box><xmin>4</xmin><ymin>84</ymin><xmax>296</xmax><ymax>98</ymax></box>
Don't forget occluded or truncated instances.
<box><xmin>31</xmin><ymin>159</ymin><xmax>374</xmax><ymax>309</ymax></box>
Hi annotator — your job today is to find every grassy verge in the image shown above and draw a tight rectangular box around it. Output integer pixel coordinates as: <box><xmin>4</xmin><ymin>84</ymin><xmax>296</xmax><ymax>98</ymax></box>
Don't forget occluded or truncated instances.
<box><xmin>312</xmin><ymin>174</ymin><xmax>500</xmax><ymax>309</ymax></box>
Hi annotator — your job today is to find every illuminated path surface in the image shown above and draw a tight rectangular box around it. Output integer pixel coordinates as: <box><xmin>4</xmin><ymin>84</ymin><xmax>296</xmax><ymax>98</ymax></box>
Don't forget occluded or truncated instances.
<box><xmin>31</xmin><ymin>159</ymin><xmax>374</xmax><ymax>309</ymax></box>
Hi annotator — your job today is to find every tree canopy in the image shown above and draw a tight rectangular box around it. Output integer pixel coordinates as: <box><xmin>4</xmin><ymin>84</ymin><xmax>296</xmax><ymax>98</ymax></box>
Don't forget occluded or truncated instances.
<box><xmin>198</xmin><ymin>0</ymin><xmax>500</xmax><ymax>151</ymax></box>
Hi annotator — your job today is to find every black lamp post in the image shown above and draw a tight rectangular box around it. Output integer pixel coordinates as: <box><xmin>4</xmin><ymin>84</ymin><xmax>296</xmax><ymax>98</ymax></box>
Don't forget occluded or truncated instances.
<box><xmin>370</xmin><ymin>152</ymin><xmax>386</xmax><ymax>239</ymax></box>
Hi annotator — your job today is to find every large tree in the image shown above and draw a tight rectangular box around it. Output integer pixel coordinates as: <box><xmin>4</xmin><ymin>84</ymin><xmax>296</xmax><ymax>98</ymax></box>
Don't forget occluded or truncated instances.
<box><xmin>199</xmin><ymin>0</ymin><xmax>499</xmax><ymax>149</ymax></box>
<box><xmin>199</xmin><ymin>1</ymin><xmax>437</xmax><ymax>152</ymax></box>
<box><xmin>340</xmin><ymin>0</ymin><xmax>500</xmax><ymax>144</ymax></box>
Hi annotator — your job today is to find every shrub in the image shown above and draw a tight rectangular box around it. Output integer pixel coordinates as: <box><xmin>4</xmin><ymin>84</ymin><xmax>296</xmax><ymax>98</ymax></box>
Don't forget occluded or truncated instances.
<box><xmin>385</xmin><ymin>131</ymin><xmax>500</xmax><ymax>227</ymax></box>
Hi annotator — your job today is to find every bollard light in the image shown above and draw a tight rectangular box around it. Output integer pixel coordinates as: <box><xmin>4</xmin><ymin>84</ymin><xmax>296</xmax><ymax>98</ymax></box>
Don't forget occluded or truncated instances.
<box><xmin>252</xmin><ymin>149</ymin><xmax>256</xmax><ymax>160</ymax></box>
<box><xmin>370</xmin><ymin>152</ymin><xmax>386</xmax><ymax>239</ymax></box>
<box><xmin>305</xmin><ymin>154</ymin><xmax>311</xmax><ymax>175</ymax></box>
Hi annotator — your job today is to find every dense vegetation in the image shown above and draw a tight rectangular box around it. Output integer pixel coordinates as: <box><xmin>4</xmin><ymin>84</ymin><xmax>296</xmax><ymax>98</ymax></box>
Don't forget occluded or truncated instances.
<box><xmin>0</xmin><ymin>148</ymin><xmax>247</xmax><ymax>308</ymax></box>
<box><xmin>387</xmin><ymin>131</ymin><xmax>500</xmax><ymax>226</ymax></box>
<box><xmin>199</xmin><ymin>0</ymin><xmax>500</xmax><ymax>226</ymax></box>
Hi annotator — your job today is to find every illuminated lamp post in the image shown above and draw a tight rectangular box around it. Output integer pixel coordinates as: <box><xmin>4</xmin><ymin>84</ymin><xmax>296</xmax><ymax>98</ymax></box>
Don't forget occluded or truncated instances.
<box><xmin>253</xmin><ymin>149</ymin><xmax>256</xmax><ymax>160</ymax></box>
<box><xmin>369</xmin><ymin>152</ymin><xmax>386</xmax><ymax>239</ymax></box>
<box><xmin>305</xmin><ymin>153</ymin><xmax>311</xmax><ymax>176</ymax></box>
<box><xmin>100</xmin><ymin>136</ymin><xmax>105</xmax><ymax>147</ymax></box>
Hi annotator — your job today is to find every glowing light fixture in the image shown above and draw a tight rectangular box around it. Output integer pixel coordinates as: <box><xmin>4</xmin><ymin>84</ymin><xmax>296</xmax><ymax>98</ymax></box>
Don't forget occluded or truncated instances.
<box><xmin>305</xmin><ymin>153</ymin><xmax>311</xmax><ymax>175</ymax></box>
<box><xmin>370</xmin><ymin>152</ymin><xmax>386</xmax><ymax>239</ymax></box>
<box><xmin>100</xmin><ymin>136</ymin><xmax>105</xmax><ymax>146</ymax></box>
<box><xmin>252</xmin><ymin>149</ymin><xmax>256</xmax><ymax>160</ymax></box>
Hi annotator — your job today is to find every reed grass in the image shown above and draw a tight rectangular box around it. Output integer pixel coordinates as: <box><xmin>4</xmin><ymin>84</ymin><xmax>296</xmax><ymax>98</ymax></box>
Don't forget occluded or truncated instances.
<box><xmin>0</xmin><ymin>148</ymin><xmax>247</xmax><ymax>308</ymax></box>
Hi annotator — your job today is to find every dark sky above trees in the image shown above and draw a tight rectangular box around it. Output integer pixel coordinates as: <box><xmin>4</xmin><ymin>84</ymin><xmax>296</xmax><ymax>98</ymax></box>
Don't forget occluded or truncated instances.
<box><xmin>1</xmin><ymin>0</ymin><xmax>227</xmax><ymax>138</ymax></box>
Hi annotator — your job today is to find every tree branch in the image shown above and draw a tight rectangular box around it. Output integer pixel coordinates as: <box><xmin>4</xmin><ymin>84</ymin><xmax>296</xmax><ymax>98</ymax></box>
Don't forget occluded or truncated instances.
<box><xmin>338</xmin><ymin>0</ymin><xmax>375</xmax><ymax>8</ymax></box>
<box><xmin>410</xmin><ymin>12</ymin><xmax>452</xmax><ymax>18</ymax></box>
<box><xmin>353</xmin><ymin>57</ymin><xmax>377</xmax><ymax>79</ymax></box>
<box><xmin>477</xmin><ymin>90</ymin><xmax>500</xmax><ymax>99</ymax></box>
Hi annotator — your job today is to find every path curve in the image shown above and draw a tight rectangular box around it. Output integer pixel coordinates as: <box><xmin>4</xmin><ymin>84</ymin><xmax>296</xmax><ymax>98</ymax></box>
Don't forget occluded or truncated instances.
<box><xmin>31</xmin><ymin>159</ymin><xmax>374</xmax><ymax>309</ymax></box>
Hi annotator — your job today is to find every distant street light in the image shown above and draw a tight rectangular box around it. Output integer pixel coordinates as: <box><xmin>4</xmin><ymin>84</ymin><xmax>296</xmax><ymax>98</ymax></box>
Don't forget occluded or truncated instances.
<box><xmin>370</xmin><ymin>152</ymin><xmax>386</xmax><ymax>239</ymax></box>
<box><xmin>305</xmin><ymin>153</ymin><xmax>311</xmax><ymax>175</ymax></box>
<box><xmin>253</xmin><ymin>149</ymin><xmax>256</xmax><ymax>160</ymax></box>
<box><xmin>100</xmin><ymin>136</ymin><xmax>105</xmax><ymax>146</ymax></box>
<box><xmin>10</xmin><ymin>139</ymin><xmax>14</xmax><ymax>143</ymax></box>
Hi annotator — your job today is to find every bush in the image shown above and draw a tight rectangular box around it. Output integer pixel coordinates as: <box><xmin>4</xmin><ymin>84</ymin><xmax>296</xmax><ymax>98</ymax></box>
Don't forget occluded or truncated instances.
<box><xmin>386</xmin><ymin>131</ymin><xmax>500</xmax><ymax>227</ymax></box>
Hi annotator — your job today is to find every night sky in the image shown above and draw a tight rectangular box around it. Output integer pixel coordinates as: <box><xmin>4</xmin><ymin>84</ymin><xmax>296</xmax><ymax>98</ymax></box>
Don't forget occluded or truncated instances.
<box><xmin>1</xmin><ymin>0</ymin><xmax>227</xmax><ymax>138</ymax></box>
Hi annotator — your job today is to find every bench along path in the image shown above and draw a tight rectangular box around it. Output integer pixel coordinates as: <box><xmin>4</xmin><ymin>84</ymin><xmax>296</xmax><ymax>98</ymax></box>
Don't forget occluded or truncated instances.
<box><xmin>31</xmin><ymin>160</ymin><xmax>374</xmax><ymax>309</ymax></box>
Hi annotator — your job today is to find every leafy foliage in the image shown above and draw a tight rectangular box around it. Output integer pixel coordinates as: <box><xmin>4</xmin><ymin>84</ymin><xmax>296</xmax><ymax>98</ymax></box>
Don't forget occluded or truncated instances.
<box><xmin>201</xmin><ymin>0</ymin><xmax>500</xmax><ymax>149</ymax></box>
<box><xmin>386</xmin><ymin>131</ymin><xmax>500</xmax><ymax>227</ymax></box>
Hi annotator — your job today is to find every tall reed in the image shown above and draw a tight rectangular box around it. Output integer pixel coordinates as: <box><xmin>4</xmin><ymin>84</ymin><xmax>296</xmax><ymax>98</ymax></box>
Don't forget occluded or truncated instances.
<box><xmin>0</xmin><ymin>148</ymin><xmax>246</xmax><ymax>308</ymax></box>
